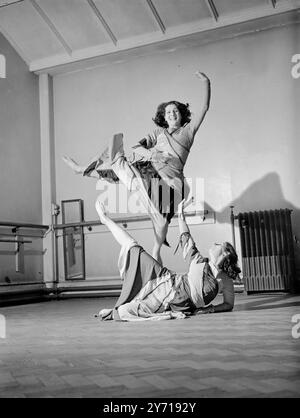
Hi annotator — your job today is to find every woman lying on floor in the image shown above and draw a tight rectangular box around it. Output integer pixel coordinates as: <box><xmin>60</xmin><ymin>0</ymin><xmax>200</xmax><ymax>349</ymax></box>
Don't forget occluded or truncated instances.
<box><xmin>95</xmin><ymin>197</ymin><xmax>241</xmax><ymax>321</ymax></box>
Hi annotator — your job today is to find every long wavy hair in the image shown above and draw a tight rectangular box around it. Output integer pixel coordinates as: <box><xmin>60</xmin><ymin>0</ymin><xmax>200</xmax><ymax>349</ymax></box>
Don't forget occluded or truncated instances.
<box><xmin>153</xmin><ymin>101</ymin><xmax>191</xmax><ymax>128</ymax></box>
<box><xmin>218</xmin><ymin>242</ymin><xmax>241</xmax><ymax>280</ymax></box>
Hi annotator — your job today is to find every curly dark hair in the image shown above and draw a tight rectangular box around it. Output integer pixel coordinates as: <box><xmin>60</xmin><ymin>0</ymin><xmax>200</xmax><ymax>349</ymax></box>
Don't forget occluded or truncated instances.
<box><xmin>152</xmin><ymin>101</ymin><xmax>191</xmax><ymax>128</ymax></box>
<box><xmin>218</xmin><ymin>242</ymin><xmax>241</xmax><ymax>280</ymax></box>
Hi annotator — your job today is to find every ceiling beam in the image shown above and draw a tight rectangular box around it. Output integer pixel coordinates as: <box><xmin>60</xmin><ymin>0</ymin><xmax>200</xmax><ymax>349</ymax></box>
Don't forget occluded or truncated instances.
<box><xmin>86</xmin><ymin>0</ymin><xmax>117</xmax><ymax>45</ymax></box>
<box><xmin>29</xmin><ymin>0</ymin><xmax>72</xmax><ymax>55</ymax></box>
<box><xmin>145</xmin><ymin>0</ymin><xmax>166</xmax><ymax>34</ymax></box>
<box><xmin>0</xmin><ymin>0</ymin><xmax>25</xmax><ymax>9</ymax></box>
<box><xmin>205</xmin><ymin>0</ymin><xmax>219</xmax><ymax>22</ymax></box>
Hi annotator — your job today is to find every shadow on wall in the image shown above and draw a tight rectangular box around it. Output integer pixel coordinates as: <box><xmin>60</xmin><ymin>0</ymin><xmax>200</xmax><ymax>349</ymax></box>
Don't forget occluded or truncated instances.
<box><xmin>204</xmin><ymin>172</ymin><xmax>300</xmax><ymax>262</ymax></box>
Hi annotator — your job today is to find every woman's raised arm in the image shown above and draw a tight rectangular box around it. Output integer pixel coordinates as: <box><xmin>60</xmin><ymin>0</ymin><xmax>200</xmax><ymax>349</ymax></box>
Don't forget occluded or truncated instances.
<box><xmin>191</xmin><ymin>71</ymin><xmax>211</xmax><ymax>134</ymax></box>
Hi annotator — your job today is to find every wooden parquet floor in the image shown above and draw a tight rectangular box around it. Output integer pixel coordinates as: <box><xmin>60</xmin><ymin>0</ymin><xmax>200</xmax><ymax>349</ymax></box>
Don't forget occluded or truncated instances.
<box><xmin>0</xmin><ymin>293</ymin><xmax>300</xmax><ymax>398</ymax></box>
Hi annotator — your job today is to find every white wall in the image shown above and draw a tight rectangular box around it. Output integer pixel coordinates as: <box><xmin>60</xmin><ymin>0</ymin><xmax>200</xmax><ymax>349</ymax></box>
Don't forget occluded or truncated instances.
<box><xmin>53</xmin><ymin>23</ymin><xmax>300</xmax><ymax>282</ymax></box>
<box><xmin>0</xmin><ymin>33</ymin><xmax>43</xmax><ymax>283</ymax></box>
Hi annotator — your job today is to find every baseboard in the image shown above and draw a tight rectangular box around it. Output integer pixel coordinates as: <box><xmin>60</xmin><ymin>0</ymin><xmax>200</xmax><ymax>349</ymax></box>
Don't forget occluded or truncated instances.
<box><xmin>0</xmin><ymin>284</ymin><xmax>52</xmax><ymax>307</ymax></box>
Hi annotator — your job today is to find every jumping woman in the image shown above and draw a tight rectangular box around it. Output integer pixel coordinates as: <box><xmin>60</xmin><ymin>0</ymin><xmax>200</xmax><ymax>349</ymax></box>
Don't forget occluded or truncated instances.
<box><xmin>63</xmin><ymin>71</ymin><xmax>211</xmax><ymax>264</ymax></box>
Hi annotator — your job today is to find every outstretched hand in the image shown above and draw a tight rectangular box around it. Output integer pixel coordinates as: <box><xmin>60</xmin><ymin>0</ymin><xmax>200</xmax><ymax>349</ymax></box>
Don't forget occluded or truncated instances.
<box><xmin>195</xmin><ymin>71</ymin><xmax>209</xmax><ymax>82</ymax></box>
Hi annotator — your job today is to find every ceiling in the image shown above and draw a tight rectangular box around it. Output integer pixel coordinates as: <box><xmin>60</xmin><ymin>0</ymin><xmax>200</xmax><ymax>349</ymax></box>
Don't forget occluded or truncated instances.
<box><xmin>0</xmin><ymin>0</ymin><xmax>299</xmax><ymax>74</ymax></box>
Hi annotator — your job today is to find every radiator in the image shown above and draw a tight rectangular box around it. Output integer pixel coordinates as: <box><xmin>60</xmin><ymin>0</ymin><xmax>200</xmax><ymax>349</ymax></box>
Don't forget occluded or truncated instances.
<box><xmin>237</xmin><ymin>209</ymin><xmax>296</xmax><ymax>292</ymax></box>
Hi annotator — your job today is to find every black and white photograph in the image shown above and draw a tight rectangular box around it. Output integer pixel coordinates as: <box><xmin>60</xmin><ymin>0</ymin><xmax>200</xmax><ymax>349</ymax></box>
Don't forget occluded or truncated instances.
<box><xmin>0</xmin><ymin>0</ymin><xmax>300</xmax><ymax>403</ymax></box>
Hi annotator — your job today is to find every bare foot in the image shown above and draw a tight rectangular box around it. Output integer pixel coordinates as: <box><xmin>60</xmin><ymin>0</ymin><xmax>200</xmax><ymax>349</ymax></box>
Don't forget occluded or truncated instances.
<box><xmin>95</xmin><ymin>197</ymin><xmax>108</xmax><ymax>224</ymax></box>
<box><xmin>62</xmin><ymin>155</ymin><xmax>84</xmax><ymax>174</ymax></box>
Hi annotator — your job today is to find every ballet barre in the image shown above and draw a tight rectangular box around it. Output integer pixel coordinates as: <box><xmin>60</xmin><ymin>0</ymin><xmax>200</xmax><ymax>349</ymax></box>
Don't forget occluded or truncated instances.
<box><xmin>53</xmin><ymin>209</ymin><xmax>210</xmax><ymax>230</ymax></box>
<box><xmin>0</xmin><ymin>221</ymin><xmax>49</xmax><ymax>230</ymax></box>
<box><xmin>0</xmin><ymin>239</ymin><xmax>32</xmax><ymax>244</ymax></box>
<box><xmin>0</xmin><ymin>221</ymin><xmax>49</xmax><ymax>273</ymax></box>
